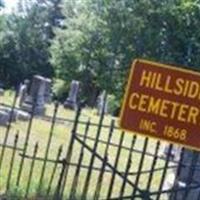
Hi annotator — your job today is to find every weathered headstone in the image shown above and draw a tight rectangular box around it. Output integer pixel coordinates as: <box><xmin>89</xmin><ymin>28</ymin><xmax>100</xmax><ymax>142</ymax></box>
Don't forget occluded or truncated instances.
<box><xmin>64</xmin><ymin>80</ymin><xmax>80</xmax><ymax>110</ymax></box>
<box><xmin>0</xmin><ymin>107</ymin><xmax>17</xmax><ymax>122</ymax></box>
<box><xmin>16</xmin><ymin>110</ymin><xmax>30</xmax><ymax>121</ymax></box>
<box><xmin>22</xmin><ymin>75</ymin><xmax>48</xmax><ymax>115</ymax></box>
<box><xmin>0</xmin><ymin>106</ymin><xmax>30</xmax><ymax>122</ymax></box>
<box><xmin>44</xmin><ymin>78</ymin><xmax>52</xmax><ymax>103</ymax></box>
<box><xmin>0</xmin><ymin>110</ymin><xmax>9</xmax><ymax>125</ymax></box>
<box><xmin>97</xmin><ymin>90</ymin><xmax>107</xmax><ymax>115</ymax></box>
<box><xmin>18</xmin><ymin>79</ymin><xmax>30</xmax><ymax>107</ymax></box>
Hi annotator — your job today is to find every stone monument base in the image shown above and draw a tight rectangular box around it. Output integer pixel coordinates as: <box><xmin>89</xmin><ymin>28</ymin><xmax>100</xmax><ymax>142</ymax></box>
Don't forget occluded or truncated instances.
<box><xmin>21</xmin><ymin>103</ymin><xmax>45</xmax><ymax>115</ymax></box>
<box><xmin>64</xmin><ymin>99</ymin><xmax>77</xmax><ymax>110</ymax></box>
<box><xmin>0</xmin><ymin>106</ymin><xmax>30</xmax><ymax>125</ymax></box>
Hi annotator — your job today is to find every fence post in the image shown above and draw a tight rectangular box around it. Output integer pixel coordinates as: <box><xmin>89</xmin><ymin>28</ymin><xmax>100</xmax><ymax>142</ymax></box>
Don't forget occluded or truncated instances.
<box><xmin>46</xmin><ymin>145</ymin><xmax>63</xmax><ymax>197</ymax></box>
<box><xmin>0</xmin><ymin>91</ymin><xmax>18</xmax><ymax>172</ymax></box>
<box><xmin>16</xmin><ymin>97</ymin><xmax>36</xmax><ymax>186</ymax></box>
<box><xmin>81</xmin><ymin>93</ymin><xmax>107</xmax><ymax>200</ymax></box>
<box><xmin>146</xmin><ymin>141</ymin><xmax>160</xmax><ymax>191</ymax></box>
<box><xmin>68</xmin><ymin>118</ymin><xmax>91</xmax><ymax>200</ymax></box>
<box><xmin>24</xmin><ymin>142</ymin><xmax>39</xmax><ymax>199</ymax></box>
<box><xmin>131</xmin><ymin>137</ymin><xmax>148</xmax><ymax>197</ymax></box>
<box><xmin>54</xmin><ymin>105</ymin><xmax>82</xmax><ymax>200</ymax></box>
<box><xmin>106</xmin><ymin>131</ymin><xmax>125</xmax><ymax>199</ymax></box>
<box><xmin>120</xmin><ymin>135</ymin><xmax>136</xmax><ymax>199</ymax></box>
<box><xmin>6</xmin><ymin>132</ymin><xmax>19</xmax><ymax>193</ymax></box>
<box><xmin>169</xmin><ymin>147</ymin><xmax>185</xmax><ymax>200</ymax></box>
<box><xmin>156</xmin><ymin>144</ymin><xmax>173</xmax><ymax>200</ymax></box>
<box><xmin>37</xmin><ymin>101</ymin><xmax>59</xmax><ymax>195</ymax></box>
<box><xmin>93</xmin><ymin>120</ymin><xmax>115</xmax><ymax>200</ymax></box>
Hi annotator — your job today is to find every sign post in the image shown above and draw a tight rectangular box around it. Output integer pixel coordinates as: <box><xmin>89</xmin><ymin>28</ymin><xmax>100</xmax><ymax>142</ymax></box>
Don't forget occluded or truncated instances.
<box><xmin>120</xmin><ymin>59</ymin><xmax>200</xmax><ymax>151</ymax></box>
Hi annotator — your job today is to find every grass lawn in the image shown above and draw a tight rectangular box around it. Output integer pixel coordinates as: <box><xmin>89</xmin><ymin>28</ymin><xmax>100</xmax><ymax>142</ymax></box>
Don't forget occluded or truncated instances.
<box><xmin>0</xmin><ymin>91</ymin><xmax>173</xmax><ymax>200</ymax></box>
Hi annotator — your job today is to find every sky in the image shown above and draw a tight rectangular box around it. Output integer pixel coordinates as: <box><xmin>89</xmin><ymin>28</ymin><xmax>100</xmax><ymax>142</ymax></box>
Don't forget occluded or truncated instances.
<box><xmin>3</xmin><ymin>0</ymin><xmax>18</xmax><ymax>13</ymax></box>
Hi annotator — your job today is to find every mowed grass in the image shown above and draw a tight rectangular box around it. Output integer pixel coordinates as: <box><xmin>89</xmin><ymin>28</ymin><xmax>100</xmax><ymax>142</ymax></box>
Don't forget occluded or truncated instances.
<box><xmin>0</xmin><ymin>91</ymin><xmax>172</xmax><ymax>200</ymax></box>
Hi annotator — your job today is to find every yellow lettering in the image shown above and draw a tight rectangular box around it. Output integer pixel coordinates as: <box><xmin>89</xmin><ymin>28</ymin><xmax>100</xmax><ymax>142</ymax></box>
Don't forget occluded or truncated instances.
<box><xmin>150</xmin><ymin>72</ymin><xmax>157</xmax><ymax>88</ymax></box>
<box><xmin>183</xmin><ymin>80</ymin><xmax>190</xmax><ymax>97</ymax></box>
<box><xmin>128</xmin><ymin>92</ymin><xmax>200</xmax><ymax>126</ymax></box>
<box><xmin>164</xmin><ymin>75</ymin><xmax>173</xmax><ymax>94</ymax></box>
<box><xmin>170</xmin><ymin>102</ymin><xmax>180</xmax><ymax>119</ymax></box>
<box><xmin>147</xmin><ymin>96</ymin><xmax>161</xmax><ymax>115</ymax></box>
<box><xmin>129</xmin><ymin>93</ymin><xmax>139</xmax><ymax>110</ymax></box>
<box><xmin>188</xmin><ymin>81</ymin><xmax>199</xmax><ymax>98</ymax></box>
<box><xmin>139</xmin><ymin>119</ymin><xmax>157</xmax><ymax>133</ymax></box>
<box><xmin>140</xmin><ymin>70</ymin><xmax>152</xmax><ymax>87</ymax></box>
<box><xmin>177</xmin><ymin>104</ymin><xmax>189</xmax><ymax>122</ymax></box>
<box><xmin>155</xmin><ymin>73</ymin><xmax>163</xmax><ymax>91</ymax></box>
<box><xmin>174</xmin><ymin>78</ymin><xmax>184</xmax><ymax>96</ymax></box>
<box><xmin>138</xmin><ymin>94</ymin><xmax>148</xmax><ymax>112</ymax></box>
<box><xmin>159</xmin><ymin>99</ymin><xmax>170</xmax><ymax>118</ymax></box>
<box><xmin>150</xmin><ymin>122</ymin><xmax>157</xmax><ymax>133</ymax></box>
<box><xmin>187</xmin><ymin>106</ymin><xmax>199</xmax><ymax>125</ymax></box>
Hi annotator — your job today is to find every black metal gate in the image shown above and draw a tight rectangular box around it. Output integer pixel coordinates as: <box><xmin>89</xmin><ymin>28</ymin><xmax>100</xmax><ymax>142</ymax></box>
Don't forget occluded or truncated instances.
<box><xmin>1</xmin><ymin>92</ymin><xmax>200</xmax><ymax>200</ymax></box>
<box><xmin>53</xmin><ymin>103</ymin><xmax>200</xmax><ymax>200</ymax></box>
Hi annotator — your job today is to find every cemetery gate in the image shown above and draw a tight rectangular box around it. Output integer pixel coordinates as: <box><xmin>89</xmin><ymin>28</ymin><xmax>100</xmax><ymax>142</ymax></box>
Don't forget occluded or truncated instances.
<box><xmin>0</xmin><ymin>91</ymin><xmax>200</xmax><ymax>200</ymax></box>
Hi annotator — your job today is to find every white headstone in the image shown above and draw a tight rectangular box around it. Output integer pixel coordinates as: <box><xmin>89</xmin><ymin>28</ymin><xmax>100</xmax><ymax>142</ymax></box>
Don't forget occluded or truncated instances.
<box><xmin>97</xmin><ymin>90</ymin><xmax>107</xmax><ymax>115</ymax></box>
<box><xmin>19</xmin><ymin>80</ymin><xmax>29</xmax><ymax>107</ymax></box>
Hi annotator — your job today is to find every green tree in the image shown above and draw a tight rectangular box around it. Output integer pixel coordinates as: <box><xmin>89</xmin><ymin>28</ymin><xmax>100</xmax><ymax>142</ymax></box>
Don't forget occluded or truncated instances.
<box><xmin>0</xmin><ymin>0</ymin><xmax>63</xmax><ymax>87</ymax></box>
<box><xmin>51</xmin><ymin>0</ymin><xmax>200</xmax><ymax>109</ymax></box>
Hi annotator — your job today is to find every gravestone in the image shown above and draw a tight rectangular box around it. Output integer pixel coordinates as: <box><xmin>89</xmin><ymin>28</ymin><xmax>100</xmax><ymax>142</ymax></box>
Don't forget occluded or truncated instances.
<box><xmin>97</xmin><ymin>90</ymin><xmax>108</xmax><ymax>115</ymax></box>
<box><xmin>16</xmin><ymin>110</ymin><xmax>30</xmax><ymax>121</ymax></box>
<box><xmin>44</xmin><ymin>78</ymin><xmax>52</xmax><ymax>103</ymax></box>
<box><xmin>0</xmin><ymin>110</ymin><xmax>9</xmax><ymax>125</ymax></box>
<box><xmin>22</xmin><ymin>75</ymin><xmax>48</xmax><ymax>115</ymax></box>
<box><xmin>64</xmin><ymin>80</ymin><xmax>80</xmax><ymax>110</ymax></box>
<box><xmin>0</xmin><ymin>107</ymin><xmax>18</xmax><ymax>122</ymax></box>
<box><xmin>18</xmin><ymin>79</ymin><xmax>30</xmax><ymax>107</ymax></box>
<box><xmin>0</xmin><ymin>106</ymin><xmax>30</xmax><ymax>122</ymax></box>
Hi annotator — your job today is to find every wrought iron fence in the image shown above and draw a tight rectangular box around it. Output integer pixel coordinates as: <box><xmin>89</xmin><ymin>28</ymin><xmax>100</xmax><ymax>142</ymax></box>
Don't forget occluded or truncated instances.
<box><xmin>0</xmin><ymin>91</ymin><xmax>200</xmax><ymax>200</ymax></box>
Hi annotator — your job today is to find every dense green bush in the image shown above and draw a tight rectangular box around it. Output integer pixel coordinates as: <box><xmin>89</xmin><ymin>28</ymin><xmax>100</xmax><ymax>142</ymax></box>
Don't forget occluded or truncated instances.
<box><xmin>52</xmin><ymin>79</ymin><xmax>68</xmax><ymax>102</ymax></box>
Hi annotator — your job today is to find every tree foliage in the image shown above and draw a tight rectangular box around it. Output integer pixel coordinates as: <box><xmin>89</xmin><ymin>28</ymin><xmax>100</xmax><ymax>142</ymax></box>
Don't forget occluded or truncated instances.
<box><xmin>0</xmin><ymin>0</ymin><xmax>63</xmax><ymax>87</ymax></box>
<box><xmin>50</xmin><ymin>0</ymin><xmax>200</xmax><ymax>106</ymax></box>
<box><xmin>1</xmin><ymin>0</ymin><xmax>200</xmax><ymax>108</ymax></box>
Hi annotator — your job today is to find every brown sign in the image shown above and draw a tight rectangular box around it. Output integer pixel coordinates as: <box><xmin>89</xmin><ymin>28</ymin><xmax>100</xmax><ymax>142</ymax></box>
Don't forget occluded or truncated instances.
<box><xmin>119</xmin><ymin>59</ymin><xmax>200</xmax><ymax>150</ymax></box>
